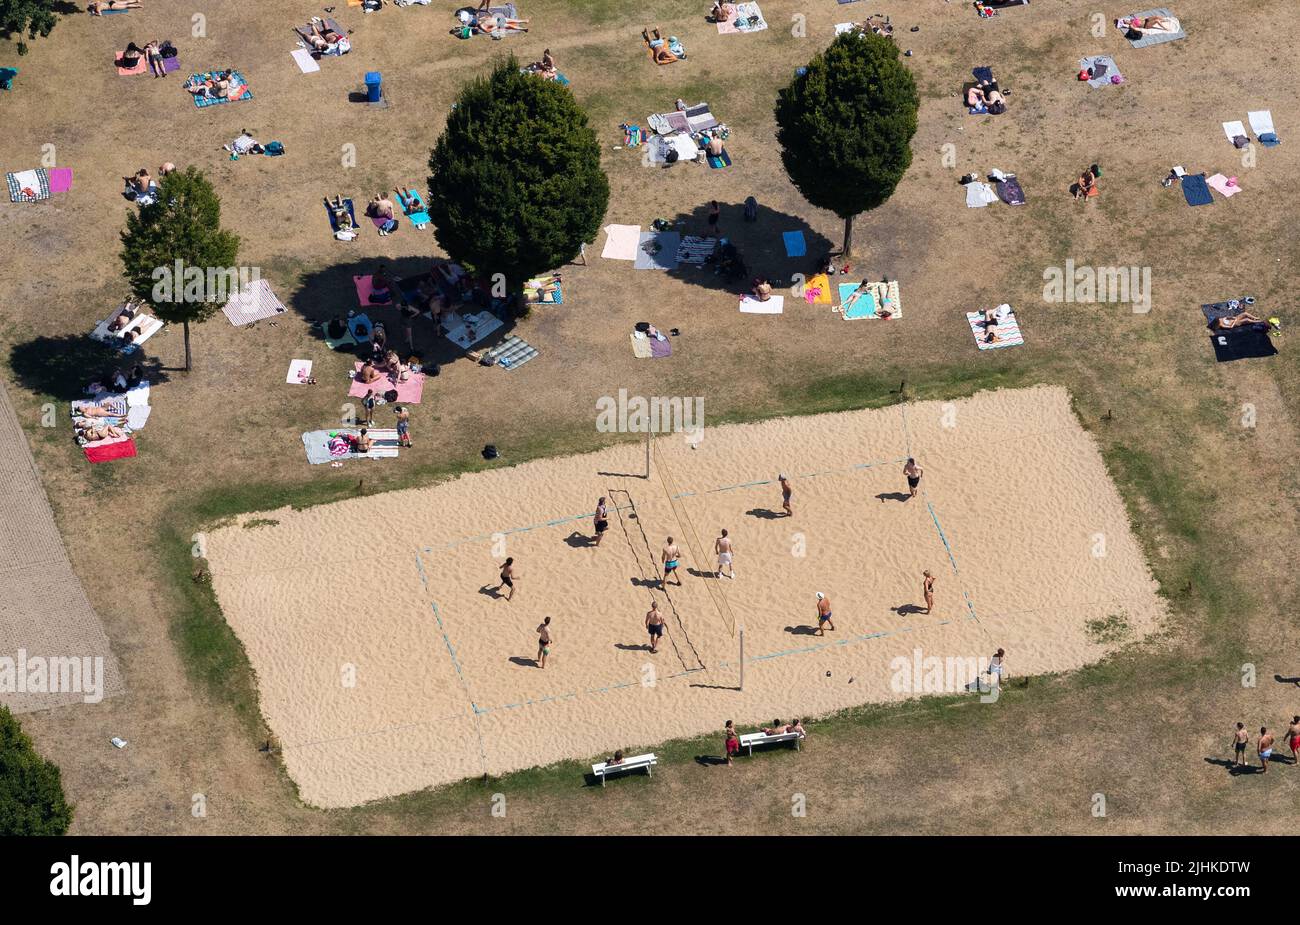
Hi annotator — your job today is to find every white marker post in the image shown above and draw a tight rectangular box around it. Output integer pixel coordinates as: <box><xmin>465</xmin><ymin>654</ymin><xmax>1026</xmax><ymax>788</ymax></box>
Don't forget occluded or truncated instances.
<box><xmin>739</xmin><ymin>625</ymin><xmax>745</xmax><ymax>692</ymax></box>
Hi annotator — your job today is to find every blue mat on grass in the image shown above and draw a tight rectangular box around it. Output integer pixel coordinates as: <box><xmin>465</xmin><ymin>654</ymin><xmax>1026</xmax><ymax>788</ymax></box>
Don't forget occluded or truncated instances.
<box><xmin>1181</xmin><ymin>173</ymin><xmax>1213</xmax><ymax>206</ymax></box>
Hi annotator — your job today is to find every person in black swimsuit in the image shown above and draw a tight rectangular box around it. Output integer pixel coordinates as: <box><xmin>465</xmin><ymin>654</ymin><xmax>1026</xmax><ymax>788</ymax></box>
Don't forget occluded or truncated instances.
<box><xmin>593</xmin><ymin>497</ymin><xmax>609</xmax><ymax>546</ymax></box>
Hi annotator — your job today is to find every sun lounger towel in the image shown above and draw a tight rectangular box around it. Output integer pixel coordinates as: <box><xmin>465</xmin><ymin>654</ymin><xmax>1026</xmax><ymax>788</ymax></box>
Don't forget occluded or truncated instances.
<box><xmin>601</xmin><ymin>224</ymin><xmax>641</xmax><ymax>261</ymax></box>
<box><xmin>838</xmin><ymin>283</ymin><xmax>877</xmax><ymax>319</ymax></box>
<box><xmin>188</xmin><ymin>71</ymin><xmax>252</xmax><ymax>107</ymax></box>
<box><xmin>739</xmin><ymin>294</ymin><xmax>784</xmax><ymax>314</ymax></box>
<box><xmin>221</xmin><ymin>277</ymin><xmax>287</xmax><ymax>326</ymax></box>
<box><xmin>634</xmin><ymin>231</ymin><xmax>681</xmax><ymax>270</ymax></box>
<box><xmin>804</xmin><ymin>272</ymin><xmax>832</xmax><ymax>305</ymax></box>
<box><xmin>966</xmin><ymin>181</ymin><xmax>997</xmax><ymax>207</ymax></box>
<box><xmin>1201</xmin><ymin>298</ymin><xmax>1255</xmax><ymax>323</ymax></box>
<box><xmin>996</xmin><ymin>176</ymin><xmax>1026</xmax><ymax>205</ymax></box>
<box><xmin>292</xmin><ymin>48</ymin><xmax>321</xmax><ymax>73</ymax></box>
<box><xmin>349</xmin><ymin>363</ymin><xmax>426</xmax><ymax>403</ymax></box>
<box><xmin>984</xmin><ymin>0</ymin><xmax>1029</xmax><ymax>8</ymax></box>
<box><xmin>115</xmin><ymin>52</ymin><xmax>148</xmax><ymax>76</ymax></box>
<box><xmin>482</xmin><ymin>334</ymin><xmax>539</xmax><ymax>369</ymax></box>
<box><xmin>47</xmin><ymin>168</ymin><xmax>73</xmax><ymax>193</ymax></box>
<box><xmin>1248</xmin><ymin>110</ymin><xmax>1279</xmax><ymax>146</ymax></box>
<box><xmin>7</xmin><ymin>168</ymin><xmax>49</xmax><ymax>202</ymax></box>
<box><xmin>677</xmin><ymin>235</ymin><xmax>716</xmax><ymax>266</ymax></box>
<box><xmin>1118</xmin><ymin>9</ymin><xmax>1184</xmax><ymax>47</ymax></box>
<box><xmin>1081</xmin><ymin>56</ymin><xmax>1123</xmax><ymax>87</ymax></box>
<box><xmin>1181</xmin><ymin>173</ymin><xmax>1213</xmax><ymax>206</ymax></box>
<box><xmin>442</xmin><ymin>309</ymin><xmax>504</xmax><ymax>349</ymax></box>
<box><xmin>353</xmin><ymin>275</ymin><xmax>396</xmax><ymax>307</ymax></box>
<box><xmin>967</xmin><ymin>310</ymin><xmax>1023</xmax><ymax>349</ymax></box>
<box><xmin>287</xmin><ymin>359</ymin><xmax>313</xmax><ymax>384</ymax></box>
<box><xmin>302</xmin><ymin>429</ymin><xmax>399</xmax><ymax>464</ymax></box>
<box><xmin>400</xmin><ymin>189</ymin><xmax>430</xmax><ymax>227</ymax></box>
<box><xmin>1211</xmin><ymin>327</ymin><xmax>1277</xmax><ymax>363</ymax></box>
<box><xmin>85</xmin><ymin>438</ymin><xmax>137</xmax><ymax>463</ymax></box>
<box><xmin>838</xmin><ymin>0</ymin><xmax>861</xmax><ymax>4</ymax></box>
<box><xmin>1207</xmin><ymin>174</ymin><xmax>1241</xmax><ymax>198</ymax></box>
<box><xmin>125</xmin><ymin>383</ymin><xmax>150</xmax><ymax>407</ymax></box>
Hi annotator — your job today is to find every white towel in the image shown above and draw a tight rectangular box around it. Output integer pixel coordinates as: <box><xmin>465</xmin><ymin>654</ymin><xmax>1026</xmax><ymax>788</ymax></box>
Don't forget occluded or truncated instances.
<box><xmin>1222</xmin><ymin>120</ymin><xmax>1246</xmax><ymax>142</ymax></box>
<box><xmin>286</xmin><ymin>359</ymin><xmax>313</xmax><ymax>383</ymax></box>
<box><xmin>601</xmin><ymin>224</ymin><xmax>641</xmax><ymax>261</ymax></box>
<box><xmin>126</xmin><ymin>405</ymin><xmax>152</xmax><ymax>430</ymax></box>
<box><xmin>965</xmin><ymin>181</ymin><xmax>997</xmax><ymax>208</ymax></box>
<box><xmin>126</xmin><ymin>383</ymin><xmax>150</xmax><ymax>408</ymax></box>
<box><xmin>1247</xmin><ymin>110</ymin><xmax>1275</xmax><ymax>137</ymax></box>
<box><xmin>291</xmin><ymin>48</ymin><xmax>320</xmax><ymax>73</ymax></box>
<box><xmin>739</xmin><ymin>295</ymin><xmax>784</xmax><ymax>314</ymax></box>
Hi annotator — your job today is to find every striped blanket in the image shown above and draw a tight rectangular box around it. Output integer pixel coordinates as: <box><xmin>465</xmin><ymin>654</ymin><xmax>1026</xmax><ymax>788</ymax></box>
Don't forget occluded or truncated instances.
<box><xmin>966</xmin><ymin>310</ymin><xmax>1024</xmax><ymax>349</ymax></box>
<box><xmin>6</xmin><ymin>168</ymin><xmax>50</xmax><ymax>202</ymax></box>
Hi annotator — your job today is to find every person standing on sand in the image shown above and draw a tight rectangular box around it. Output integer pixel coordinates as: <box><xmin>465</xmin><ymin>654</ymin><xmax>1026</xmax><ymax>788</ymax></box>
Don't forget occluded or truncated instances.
<box><xmin>495</xmin><ymin>557</ymin><xmax>517</xmax><ymax>601</ymax></box>
<box><xmin>593</xmin><ymin>496</ymin><xmax>609</xmax><ymax>546</ymax></box>
<box><xmin>536</xmin><ymin>616</ymin><xmax>552</xmax><ymax>668</ymax></box>
<box><xmin>922</xmin><ymin>570</ymin><xmax>935</xmax><ymax>614</ymax></box>
<box><xmin>715</xmin><ymin>528</ymin><xmax>735</xmax><ymax>579</ymax></box>
<box><xmin>779</xmin><ymin>474</ymin><xmax>793</xmax><ymax>517</ymax></box>
<box><xmin>645</xmin><ymin>600</ymin><xmax>666</xmax><ymax>653</ymax></box>
<box><xmin>1231</xmin><ymin>722</ymin><xmax>1250</xmax><ymax>767</ymax></box>
<box><xmin>724</xmin><ymin>719</ymin><xmax>740</xmax><ymax>766</ymax></box>
<box><xmin>815</xmin><ymin>592</ymin><xmax>834</xmax><ymax>636</ymax></box>
<box><xmin>904</xmin><ymin>457</ymin><xmax>923</xmax><ymax>499</ymax></box>
<box><xmin>1287</xmin><ymin>716</ymin><xmax>1300</xmax><ymax>765</ymax></box>
<box><xmin>1259</xmin><ymin>727</ymin><xmax>1275</xmax><ymax>773</ymax></box>
<box><xmin>661</xmin><ymin>537</ymin><xmax>682</xmax><ymax>587</ymax></box>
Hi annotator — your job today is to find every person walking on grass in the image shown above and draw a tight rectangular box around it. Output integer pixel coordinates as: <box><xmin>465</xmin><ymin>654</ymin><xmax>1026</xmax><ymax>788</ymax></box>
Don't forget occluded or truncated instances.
<box><xmin>645</xmin><ymin>599</ymin><xmax>666</xmax><ymax>653</ymax></box>
<box><xmin>779</xmin><ymin>473</ymin><xmax>793</xmax><ymax>517</ymax></box>
<box><xmin>1286</xmin><ymin>716</ymin><xmax>1300</xmax><ymax>765</ymax></box>
<box><xmin>495</xmin><ymin>557</ymin><xmax>517</xmax><ymax>602</ymax></box>
<box><xmin>1259</xmin><ymin>727</ymin><xmax>1275</xmax><ymax>773</ymax></box>
<box><xmin>724</xmin><ymin>719</ymin><xmax>740</xmax><ymax>767</ymax></box>
<box><xmin>593</xmin><ymin>496</ymin><xmax>609</xmax><ymax>547</ymax></box>
<box><xmin>922</xmin><ymin>570</ymin><xmax>935</xmax><ymax>614</ymax></box>
<box><xmin>394</xmin><ymin>405</ymin><xmax>411</xmax><ymax>447</ymax></box>
<box><xmin>661</xmin><ymin>536</ymin><xmax>682</xmax><ymax>587</ymax></box>
<box><xmin>1231</xmin><ymin>722</ymin><xmax>1250</xmax><ymax>767</ymax></box>
<box><xmin>815</xmin><ymin>592</ymin><xmax>835</xmax><ymax>636</ymax></box>
<box><xmin>904</xmin><ymin>457</ymin><xmax>923</xmax><ymax>498</ymax></box>
<box><xmin>715</xmin><ymin>528</ymin><xmax>735</xmax><ymax>579</ymax></box>
<box><xmin>362</xmin><ymin>389</ymin><xmax>376</xmax><ymax>427</ymax></box>
<box><xmin>536</xmin><ymin>616</ymin><xmax>552</xmax><ymax>668</ymax></box>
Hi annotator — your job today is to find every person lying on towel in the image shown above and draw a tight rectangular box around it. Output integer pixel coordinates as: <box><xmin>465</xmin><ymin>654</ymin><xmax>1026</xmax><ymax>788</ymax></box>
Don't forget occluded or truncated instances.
<box><xmin>326</xmin><ymin>195</ymin><xmax>355</xmax><ymax>231</ymax></box>
<box><xmin>1211</xmin><ymin>311</ymin><xmax>1271</xmax><ymax>332</ymax></box>
<box><xmin>477</xmin><ymin>11</ymin><xmax>529</xmax><ymax>33</ymax></box>
<box><xmin>77</xmin><ymin>423</ymin><xmax>127</xmax><ymax>443</ymax></box>
<box><xmin>1118</xmin><ymin>14</ymin><xmax>1179</xmax><ymax>35</ymax></box>
<box><xmin>644</xmin><ymin>28</ymin><xmax>682</xmax><ymax>63</ymax></box>
<box><xmin>90</xmin><ymin>0</ymin><xmax>142</xmax><ymax>14</ymax></box>
<box><xmin>305</xmin><ymin>21</ymin><xmax>350</xmax><ymax>56</ymax></box>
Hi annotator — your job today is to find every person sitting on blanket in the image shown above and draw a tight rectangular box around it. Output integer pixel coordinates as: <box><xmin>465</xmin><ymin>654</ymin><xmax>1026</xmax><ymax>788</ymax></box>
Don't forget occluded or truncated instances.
<box><xmin>384</xmin><ymin>350</ymin><xmax>411</xmax><ymax>382</ymax></box>
<box><xmin>122</xmin><ymin>168</ymin><xmax>154</xmax><ymax>200</ymax></box>
<box><xmin>126</xmin><ymin>364</ymin><xmax>145</xmax><ymax>388</ymax></box>
<box><xmin>118</xmin><ymin>42</ymin><xmax>145</xmax><ymax>69</ymax></box>
<box><xmin>751</xmin><ymin>276</ymin><xmax>773</xmax><ymax>302</ymax></box>
<box><xmin>357</xmin><ymin>360</ymin><xmax>383</xmax><ymax>385</ymax></box>
<box><xmin>644</xmin><ymin>28</ymin><xmax>680</xmax><ymax>64</ymax></box>
<box><xmin>371</xmin><ymin>266</ymin><xmax>394</xmax><ymax>303</ymax></box>
<box><xmin>326</xmin><ymin>315</ymin><xmax>348</xmax><ymax>340</ymax></box>
<box><xmin>704</xmin><ymin>134</ymin><xmax>726</xmax><ymax>157</ymax></box>
<box><xmin>366</xmin><ymin>194</ymin><xmax>395</xmax><ymax>221</ymax></box>
<box><xmin>353</xmin><ymin>428</ymin><xmax>373</xmax><ymax>453</ymax></box>
<box><xmin>77</xmin><ymin>423</ymin><xmax>126</xmax><ymax>442</ymax></box>
<box><xmin>1073</xmin><ymin>165</ymin><xmax>1097</xmax><ymax>201</ymax></box>
<box><xmin>708</xmin><ymin>1</ymin><xmax>735</xmax><ymax>23</ymax></box>
<box><xmin>90</xmin><ymin>1</ymin><xmax>142</xmax><ymax>15</ymax></box>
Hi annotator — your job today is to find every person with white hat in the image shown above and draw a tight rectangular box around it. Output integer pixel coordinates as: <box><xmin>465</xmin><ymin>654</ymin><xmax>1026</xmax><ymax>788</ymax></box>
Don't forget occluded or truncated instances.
<box><xmin>815</xmin><ymin>592</ymin><xmax>834</xmax><ymax>636</ymax></box>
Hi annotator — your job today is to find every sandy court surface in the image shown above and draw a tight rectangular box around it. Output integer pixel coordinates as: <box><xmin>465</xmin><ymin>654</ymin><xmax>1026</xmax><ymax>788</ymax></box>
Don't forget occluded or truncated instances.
<box><xmin>207</xmin><ymin>385</ymin><xmax>1166</xmax><ymax>807</ymax></box>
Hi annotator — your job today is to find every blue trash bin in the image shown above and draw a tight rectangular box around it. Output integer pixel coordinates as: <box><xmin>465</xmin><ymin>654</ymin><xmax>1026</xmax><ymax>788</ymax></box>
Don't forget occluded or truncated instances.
<box><xmin>364</xmin><ymin>71</ymin><xmax>382</xmax><ymax>103</ymax></box>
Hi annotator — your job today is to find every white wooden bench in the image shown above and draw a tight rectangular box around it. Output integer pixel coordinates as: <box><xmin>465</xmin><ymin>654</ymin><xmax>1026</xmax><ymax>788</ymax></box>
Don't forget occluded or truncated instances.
<box><xmin>739</xmin><ymin>731</ymin><xmax>804</xmax><ymax>756</ymax></box>
<box><xmin>591</xmin><ymin>752</ymin><xmax>657</xmax><ymax>786</ymax></box>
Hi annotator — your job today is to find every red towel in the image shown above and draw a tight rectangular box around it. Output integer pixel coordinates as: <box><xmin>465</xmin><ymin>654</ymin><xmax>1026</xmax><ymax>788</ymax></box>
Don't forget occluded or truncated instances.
<box><xmin>84</xmin><ymin>438</ymin><xmax>137</xmax><ymax>463</ymax></box>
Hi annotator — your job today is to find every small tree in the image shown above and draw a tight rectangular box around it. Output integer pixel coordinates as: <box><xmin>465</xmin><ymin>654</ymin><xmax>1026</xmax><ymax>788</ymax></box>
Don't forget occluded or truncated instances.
<box><xmin>775</xmin><ymin>32</ymin><xmax>919</xmax><ymax>257</ymax></box>
<box><xmin>0</xmin><ymin>706</ymin><xmax>73</xmax><ymax>835</ymax></box>
<box><xmin>0</xmin><ymin>0</ymin><xmax>60</xmax><ymax>54</ymax></box>
<box><xmin>428</xmin><ymin>55</ymin><xmax>609</xmax><ymax>295</ymax></box>
<box><xmin>120</xmin><ymin>167</ymin><xmax>240</xmax><ymax>371</ymax></box>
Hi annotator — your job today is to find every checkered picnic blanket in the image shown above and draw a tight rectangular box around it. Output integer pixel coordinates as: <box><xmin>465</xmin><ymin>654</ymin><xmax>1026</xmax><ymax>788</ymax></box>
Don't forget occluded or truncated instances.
<box><xmin>6</xmin><ymin>168</ymin><xmax>50</xmax><ymax>202</ymax></box>
<box><xmin>188</xmin><ymin>71</ymin><xmax>253</xmax><ymax>107</ymax></box>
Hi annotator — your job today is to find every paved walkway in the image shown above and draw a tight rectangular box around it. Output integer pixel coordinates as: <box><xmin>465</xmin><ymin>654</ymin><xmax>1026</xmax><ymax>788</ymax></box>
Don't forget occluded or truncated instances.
<box><xmin>0</xmin><ymin>382</ymin><xmax>123</xmax><ymax>713</ymax></box>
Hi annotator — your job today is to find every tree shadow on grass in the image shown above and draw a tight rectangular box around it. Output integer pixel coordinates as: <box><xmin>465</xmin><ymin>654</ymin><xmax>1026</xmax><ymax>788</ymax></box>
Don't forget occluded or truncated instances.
<box><xmin>9</xmin><ymin>336</ymin><xmax>171</xmax><ymax>402</ymax></box>
<box><xmin>660</xmin><ymin>200</ymin><xmax>836</xmax><ymax>295</ymax></box>
<box><xmin>288</xmin><ymin>255</ymin><xmax>520</xmax><ymax>371</ymax></box>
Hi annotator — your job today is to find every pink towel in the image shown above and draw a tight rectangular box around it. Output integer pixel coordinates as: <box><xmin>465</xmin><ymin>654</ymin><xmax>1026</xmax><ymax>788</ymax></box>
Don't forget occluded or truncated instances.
<box><xmin>115</xmin><ymin>53</ymin><xmax>148</xmax><ymax>76</ymax></box>
<box><xmin>1207</xmin><ymin>174</ymin><xmax>1242</xmax><ymax>198</ymax></box>
<box><xmin>353</xmin><ymin>274</ymin><xmax>395</xmax><ymax>307</ymax></box>
<box><xmin>348</xmin><ymin>363</ymin><xmax>426</xmax><ymax>403</ymax></box>
<box><xmin>48</xmin><ymin>168</ymin><xmax>73</xmax><ymax>193</ymax></box>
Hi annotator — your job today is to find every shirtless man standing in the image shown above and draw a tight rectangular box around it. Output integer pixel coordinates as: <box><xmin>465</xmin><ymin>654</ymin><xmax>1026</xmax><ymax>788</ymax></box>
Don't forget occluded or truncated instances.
<box><xmin>779</xmin><ymin>474</ymin><xmax>793</xmax><ymax>517</ymax></box>
<box><xmin>715</xmin><ymin>528</ymin><xmax>735</xmax><ymax>579</ymax></box>
<box><xmin>815</xmin><ymin>592</ymin><xmax>835</xmax><ymax>636</ymax></box>
<box><xmin>1259</xmin><ymin>727</ymin><xmax>1276</xmax><ymax>773</ymax></box>
<box><xmin>903</xmin><ymin>457</ymin><xmax>923</xmax><ymax>498</ymax></box>
<box><xmin>661</xmin><ymin>537</ymin><xmax>682</xmax><ymax>587</ymax></box>
<box><xmin>536</xmin><ymin>616</ymin><xmax>552</xmax><ymax>668</ymax></box>
<box><xmin>1285</xmin><ymin>716</ymin><xmax>1300</xmax><ymax>765</ymax></box>
<box><xmin>1231</xmin><ymin>722</ymin><xmax>1250</xmax><ymax>767</ymax></box>
<box><xmin>496</xmin><ymin>557</ymin><xmax>517</xmax><ymax>602</ymax></box>
<box><xmin>645</xmin><ymin>600</ymin><xmax>666</xmax><ymax>653</ymax></box>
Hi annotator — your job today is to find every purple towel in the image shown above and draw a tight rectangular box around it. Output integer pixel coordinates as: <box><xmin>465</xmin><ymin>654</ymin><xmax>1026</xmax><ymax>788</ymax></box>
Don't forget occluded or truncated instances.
<box><xmin>162</xmin><ymin>56</ymin><xmax>181</xmax><ymax>74</ymax></box>
<box><xmin>649</xmin><ymin>336</ymin><xmax>672</xmax><ymax>358</ymax></box>
<box><xmin>47</xmin><ymin>168</ymin><xmax>73</xmax><ymax>193</ymax></box>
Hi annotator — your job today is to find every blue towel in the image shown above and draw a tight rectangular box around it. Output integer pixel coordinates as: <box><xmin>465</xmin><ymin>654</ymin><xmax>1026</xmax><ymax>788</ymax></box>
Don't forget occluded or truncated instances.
<box><xmin>1259</xmin><ymin>132</ymin><xmax>1280</xmax><ymax>147</ymax></box>
<box><xmin>325</xmin><ymin>198</ymin><xmax>356</xmax><ymax>232</ymax></box>
<box><xmin>972</xmin><ymin>66</ymin><xmax>994</xmax><ymax>84</ymax></box>
<box><xmin>782</xmin><ymin>230</ymin><xmax>806</xmax><ymax>257</ymax></box>
<box><xmin>1181</xmin><ymin>173</ymin><xmax>1213</xmax><ymax>206</ymax></box>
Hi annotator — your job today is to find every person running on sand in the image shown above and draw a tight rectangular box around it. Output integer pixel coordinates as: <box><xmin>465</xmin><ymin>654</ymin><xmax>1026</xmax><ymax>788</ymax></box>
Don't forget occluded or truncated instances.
<box><xmin>1231</xmin><ymin>722</ymin><xmax>1249</xmax><ymax>767</ymax></box>
<box><xmin>714</xmin><ymin>528</ymin><xmax>735</xmax><ymax>579</ymax></box>
<box><xmin>815</xmin><ymin>592</ymin><xmax>834</xmax><ymax>636</ymax></box>
<box><xmin>661</xmin><ymin>537</ymin><xmax>682</xmax><ymax>587</ymax></box>
<box><xmin>724</xmin><ymin>720</ymin><xmax>740</xmax><ymax>766</ymax></box>
<box><xmin>779</xmin><ymin>473</ymin><xmax>792</xmax><ymax>516</ymax></box>
<box><xmin>645</xmin><ymin>600</ymin><xmax>666</xmax><ymax>653</ymax></box>
<box><xmin>496</xmin><ymin>557</ymin><xmax>517</xmax><ymax>601</ymax></box>
<box><xmin>536</xmin><ymin>616</ymin><xmax>552</xmax><ymax>668</ymax></box>
<box><xmin>1259</xmin><ymin>727</ymin><xmax>1275</xmax><ymax>772</ymax></box>
<box><xmin>904</xmin><ymin>457</ymin><xmax>923</xmax><ymax>498</ymax></box>
<box><xmin>922</xmin><ymin>570</ymin><xmax>935</xmax><ymax>614</ymax></box>
<box><xmin>593</xmin><ymin>496</ymin><xmax>609</xmax><ymax>546</ymax></box>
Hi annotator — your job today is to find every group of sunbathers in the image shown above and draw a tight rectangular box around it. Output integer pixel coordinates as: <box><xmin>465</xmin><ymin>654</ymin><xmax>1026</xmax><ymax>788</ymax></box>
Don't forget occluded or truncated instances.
<box><xmin>72</xmin><ymin>365</ymin><xmax>147</xmax><ymax>444</ymax></box>
<box><xmin>522</xmin><ymin>48</ymin><xmax>559</xmax><ymax>79</ymax></box>
<box><xmin>1117</xmin><ymin>13</ymin><xmax>1179</xmax><ymax>37</ymax></box>
<box><xmin>643</xmin><ymin>28</ymin><xmax>685</xmax><ymax>64</ymax></box>
<box><xmin>301</xmin><ymin>18</ymin><xmax>350</xmax><ymax>56</ymax></box>
<box><xmin>965</xmin><ymin>70</ymin><xmax>1007</xmax><ymax>114</ymax></box>
<box><xmin>117</xmin><ymin>39</ymin><xmax>173</xmax><ymax>77</ymax></box>
<box><xmin>121</xmin><ymin>163</ymin><xmax>173</xmax><ymax>204</ymax></box>
<box><xmin>845</xmin><ymin>14</ymin><xmax>893</xmax><ymax>37</ymax></box>
<box><xmin>184</xmin><ymin>68</ymin><xmax>245</xmax><ymax>101</ymax></box>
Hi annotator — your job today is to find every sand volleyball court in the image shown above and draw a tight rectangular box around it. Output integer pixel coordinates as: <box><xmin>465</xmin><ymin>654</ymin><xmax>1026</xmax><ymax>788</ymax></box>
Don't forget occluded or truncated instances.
<box><xmin>206</xmin><ymin>386</ymin><xmax>1165</xmax><ymax>807</ymax></box>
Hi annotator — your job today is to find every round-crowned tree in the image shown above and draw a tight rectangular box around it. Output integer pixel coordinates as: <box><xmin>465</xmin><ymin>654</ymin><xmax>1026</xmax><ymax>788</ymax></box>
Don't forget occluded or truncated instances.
<box><xmin>0</xmin><ymin>706</ymin><xmax>72</xmax><ymax>835</ymax></box>
<box><xmin>120</xmin><ymin>166</ymin><xmax>240</xmax><ymax>371</ymax></box>
<box><xmin>775</xmin><ymin>32</ymin><xmax>919</xmax><ymax>257</ymax></box>
<box><xmin>428</xmin><ymin>56</ymin><xmax>609</xmax><ymax>296</ymax></box>
<box><xmin>1</xmin><ymin>0</ymin><xmax>62</xmax><ymax>54</ymax></box>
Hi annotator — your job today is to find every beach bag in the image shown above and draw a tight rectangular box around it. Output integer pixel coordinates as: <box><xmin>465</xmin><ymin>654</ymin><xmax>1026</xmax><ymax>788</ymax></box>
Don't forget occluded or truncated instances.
<box><xmin>264</xmin><ymin>141</ymin><xmax>285</xmax><ymax>156</ymax></box>
<box><xmin>482</xmin><ymin>444</ymin><xmax>499</xmax><ymax>460</ymax></box>
<box><xmin>160</xmin><ymin>41</ymin><xmax>178</xmax><ymax>58</ymax></box>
